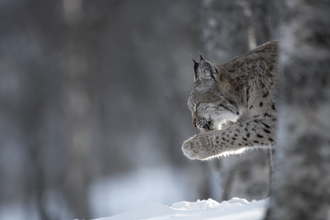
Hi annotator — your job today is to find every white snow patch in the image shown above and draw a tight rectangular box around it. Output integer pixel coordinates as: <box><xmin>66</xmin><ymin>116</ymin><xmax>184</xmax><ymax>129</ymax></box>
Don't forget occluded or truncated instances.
<box><xmin>88</xmin><ymin>166</ymin><xmax>204</xmax><ymax>218</ymax></box>
<box><xmin>93</xmin><ymin>197</ymin><xmax>268</xmax><ymax>220</ymax></box>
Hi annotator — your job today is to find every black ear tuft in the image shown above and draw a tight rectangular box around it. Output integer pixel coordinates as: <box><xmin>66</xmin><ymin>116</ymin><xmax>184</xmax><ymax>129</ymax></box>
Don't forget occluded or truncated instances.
<box><xmin>199</xmin><ymin>53</ymin><xmax>205</xmax><ymax>61</ymax></box>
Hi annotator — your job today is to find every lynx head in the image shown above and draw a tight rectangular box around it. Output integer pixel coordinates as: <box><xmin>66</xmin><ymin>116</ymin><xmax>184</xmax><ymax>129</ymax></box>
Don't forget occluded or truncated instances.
<box><xmin>188</xmin><ymin>55</ymin><xmax>239</xmax><ymax>132</ymax></box>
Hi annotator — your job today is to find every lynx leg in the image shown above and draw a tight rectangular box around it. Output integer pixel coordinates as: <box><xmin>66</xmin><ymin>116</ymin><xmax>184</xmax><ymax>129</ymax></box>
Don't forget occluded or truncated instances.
<box><xmin>182</xmin><ymin>118</ymin><xmax>276</xmax><ymax>160</ymax></box>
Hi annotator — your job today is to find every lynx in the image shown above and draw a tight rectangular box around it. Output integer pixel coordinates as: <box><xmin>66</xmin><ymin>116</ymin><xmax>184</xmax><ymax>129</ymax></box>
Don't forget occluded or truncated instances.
<box><xmin>182</xmin><ymin>41</ymin><xmax>278</xmax><ymax>160</ymax></box>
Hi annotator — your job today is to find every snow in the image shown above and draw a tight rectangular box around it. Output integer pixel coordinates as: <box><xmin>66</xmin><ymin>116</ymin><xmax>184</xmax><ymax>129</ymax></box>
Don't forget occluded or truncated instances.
<box><xmin>88</xmin><ymin>166</ymin><xmax>206</xmax><ymax>217</ymax></box>
<box><xmin>93</xmin><ymin>197</ymin><xmax>268</xmax><ymax>220</ymax></box>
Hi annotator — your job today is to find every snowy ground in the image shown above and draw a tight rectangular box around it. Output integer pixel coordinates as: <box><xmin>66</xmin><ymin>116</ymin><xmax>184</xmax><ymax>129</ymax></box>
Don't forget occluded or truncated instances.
<box><xmin>93</xmin><ymin>197</ymin><xmax>268</xmax><ymax>220</ymax></box>
<box><xmin>88</xmin><ymin>166</ymin><xmax>209</xmax><ymax>217</ymax></box>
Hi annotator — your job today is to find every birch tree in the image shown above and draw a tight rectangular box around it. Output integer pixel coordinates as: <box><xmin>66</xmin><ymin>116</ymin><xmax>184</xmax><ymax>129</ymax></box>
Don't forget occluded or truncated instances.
<box><xmin>265</xmin><ymin>0</ymin><xmax>330</xmax><ymax>219</ymax></box>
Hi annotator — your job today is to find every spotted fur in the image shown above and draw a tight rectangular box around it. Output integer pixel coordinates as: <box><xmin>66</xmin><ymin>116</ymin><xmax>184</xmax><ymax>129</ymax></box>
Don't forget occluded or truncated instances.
<box><xmin>182</xmin><ymin>41</ymin><xmax>278</xmax><ymax>160</ymax></box>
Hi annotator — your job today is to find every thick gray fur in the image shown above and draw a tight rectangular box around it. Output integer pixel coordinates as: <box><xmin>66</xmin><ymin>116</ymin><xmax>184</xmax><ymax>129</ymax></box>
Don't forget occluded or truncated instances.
<box><xmin>182</xmin><ymin>41</ymin><xmax>278</xmax><ymax>160</ymax></box>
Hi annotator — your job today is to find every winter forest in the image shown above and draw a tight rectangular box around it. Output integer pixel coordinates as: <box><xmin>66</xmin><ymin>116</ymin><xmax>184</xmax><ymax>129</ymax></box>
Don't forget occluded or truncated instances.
<box><xmin>1</xmin><ymin>0</ymin><xmax>330</xmax><ymax>220</ymax></box>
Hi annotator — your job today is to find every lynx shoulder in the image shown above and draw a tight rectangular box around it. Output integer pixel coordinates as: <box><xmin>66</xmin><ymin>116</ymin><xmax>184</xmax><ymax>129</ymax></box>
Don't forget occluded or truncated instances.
<box><xmin>182</xmin><ymin>41</ymin><xmax>278</xmax><ymax>160</ymax></box>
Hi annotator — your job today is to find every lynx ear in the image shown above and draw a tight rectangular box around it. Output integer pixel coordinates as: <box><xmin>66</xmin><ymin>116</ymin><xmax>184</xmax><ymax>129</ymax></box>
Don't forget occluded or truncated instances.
<box><xmin>191</xmin><ymin>55</ymin><xmax>199</xmax><ymax>80</ymax></box>
<box><xmin>200</xmin><ymin>60</ymin><xmax>217</xmax><ymax>81</ymax></box>
<box><xmin>217</xmin><ymin>66</ymin><xmax>230</xmax><ymax>83</ymax></box>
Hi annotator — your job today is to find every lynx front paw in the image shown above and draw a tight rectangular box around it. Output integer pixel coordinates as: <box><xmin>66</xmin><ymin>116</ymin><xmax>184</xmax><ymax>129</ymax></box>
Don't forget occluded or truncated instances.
<box><xmin>182</xmin><ymin>137</ymin><xmax>198</xmax><ymax>159</ymax></box>
<box><xmin>182</xmin><ymin>136</ymin><xmax>214</xmax><ymax>160</ymax></box>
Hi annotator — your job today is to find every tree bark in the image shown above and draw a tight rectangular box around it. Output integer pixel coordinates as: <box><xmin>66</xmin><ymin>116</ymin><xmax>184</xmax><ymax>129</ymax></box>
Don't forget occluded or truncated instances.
<box><xmin>265</xmin><ymin>1</ymin><xmax>330</xmax><ymax>219</ymax></box>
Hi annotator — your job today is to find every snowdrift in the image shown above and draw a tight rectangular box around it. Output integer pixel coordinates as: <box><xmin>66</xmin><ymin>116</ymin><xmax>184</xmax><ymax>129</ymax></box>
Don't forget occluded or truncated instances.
<box><xmin>94</xmin><ymin>197</ymin><xmax>268</xmax><ymax>220</ymax></box>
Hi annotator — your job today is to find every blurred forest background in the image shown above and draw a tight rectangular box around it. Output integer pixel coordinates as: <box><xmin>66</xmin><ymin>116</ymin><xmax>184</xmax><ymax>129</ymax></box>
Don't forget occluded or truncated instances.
<box><xmin>0</xmin><ymin>0</ymin><xmax>276</xmax><ymax>219</ymax></box>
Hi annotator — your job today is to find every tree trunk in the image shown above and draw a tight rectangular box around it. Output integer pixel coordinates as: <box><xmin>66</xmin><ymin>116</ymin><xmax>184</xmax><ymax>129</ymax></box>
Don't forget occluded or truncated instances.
<box><xmin>265</xmin><ymin>0</ymin><xmax>330</xmax><ymax>219</ymax></box>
